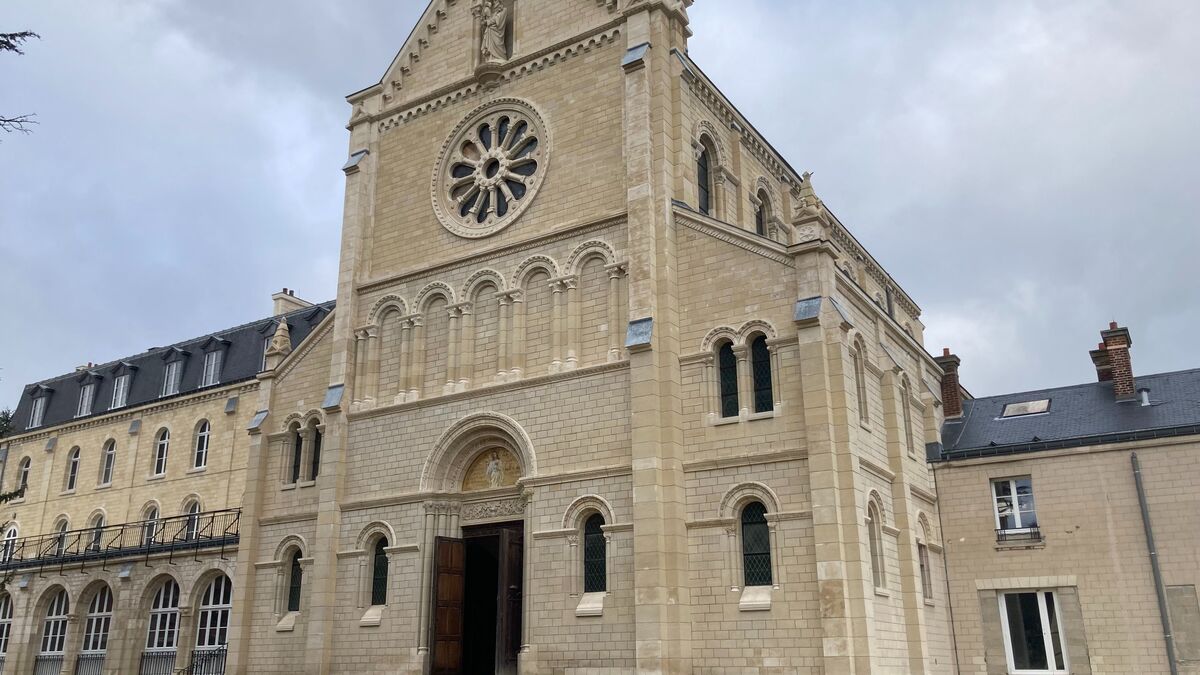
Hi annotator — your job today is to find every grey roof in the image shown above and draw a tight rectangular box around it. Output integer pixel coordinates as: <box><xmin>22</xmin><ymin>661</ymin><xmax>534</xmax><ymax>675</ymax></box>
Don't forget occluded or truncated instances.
<box><xmin>8</xmin><ymin>301</ymin><xmax>334</xmax><ymax>435</ymax></box>
<box><xmin>939</xmin><ymin>368</ymin><xmax>1200</xmax><ymax>459</ymax></box>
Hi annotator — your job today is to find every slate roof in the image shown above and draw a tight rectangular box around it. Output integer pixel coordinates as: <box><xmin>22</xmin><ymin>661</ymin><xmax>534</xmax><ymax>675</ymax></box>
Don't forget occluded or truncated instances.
<box><xmin>8</xmin><ymin>302</ymin><xmax>335</xmax><ymax>436</ymax></box>
<box><xmin>938</xmin><ymin>368</ymin><xmax>1200</xmax><ymax>459</ymax></box>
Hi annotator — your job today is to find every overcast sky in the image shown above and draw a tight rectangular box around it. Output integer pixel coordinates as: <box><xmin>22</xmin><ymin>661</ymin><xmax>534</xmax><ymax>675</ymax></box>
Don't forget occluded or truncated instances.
<box><xmin>2</xmin><ymin>0</ymin><xmax>1198</xmax><ymax>408</ymax></box>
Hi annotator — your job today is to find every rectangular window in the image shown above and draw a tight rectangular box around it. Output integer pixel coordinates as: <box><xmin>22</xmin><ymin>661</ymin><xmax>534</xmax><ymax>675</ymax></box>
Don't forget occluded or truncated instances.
<box><xmin>162</xmin><ymin>361</ymin><xmax>181</xmax><ymax>397</ymax></box>
<box><xmin>993</xmin><ymin>477</ymin><xmax>1039</xmax><ymax>533</ymax></box>
<box><xmin>111</xmin><ymin>374</ymin><xmax>130</xmax><ymax>409</ymax></box>
<box><xmin>201</xmin><ymin>351</ymin><xmax>222</xmax><ymax>387</ymax></box>
<box><xmin>999</xmin><ymin>591</ymin><xmax>1068</xmax><ymax>674</ymax></box>
<box><xmin>29</xmin><ymin>396</ymin><xmax>47</xmax><ymax>428</ymax></box>
<box><xmin>76</xmin><ymin>383</ymin><xmax>95</xmax><ymax>418</ymax></box>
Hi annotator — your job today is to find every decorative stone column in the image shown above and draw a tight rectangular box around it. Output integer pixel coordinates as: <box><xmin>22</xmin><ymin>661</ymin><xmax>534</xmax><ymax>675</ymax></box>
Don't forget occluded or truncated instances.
<box><xmin>365</xmin><ymin>326</ymin><xmax>380</xmax><ymax>405</ymax></box>
<box><xmin>407</xmin><ymin>317</ymin><xmax>424</xmax><ymax>402</ymax></box>
<box><xmin>352</xmin><ymin>329</ymin><xmax>368</xmax><ymax>407</ymax></box>
<box><xmin>397</xmin><ymin>319</ymin><xmax>412</xmax><ymax>404</ymax></box>
<box><xmin>733</xmin><ymin>344</ymin><xmax>751</xmax><ymax>418</ymax></box>
<box><xmin>549</xmin><ymin>278</ymin><xmax>568</xmax><ymax>374</ymax></box>
<box><xmin>497</xmin><ymin>292</ymin><xmax>512</xmax><ymax>382</ymax></box>
<box><xmin>456</xmin><ymin>303</ymin><xmax>475</xmax><ymax>392</ymax></box>
<box><xmin>508</xmin><ymin>290</ymin><xmax>525</xmax><ymax>380</ymax></box>
<box><xmin>445</xmin><ymin>306</ymin><xmax>462</xmax><ymax>395</ymax></box>
<box><xmin>605</xmin><ymin>263</ymin><xmax>627</xmax><ymax>362</ymax></box>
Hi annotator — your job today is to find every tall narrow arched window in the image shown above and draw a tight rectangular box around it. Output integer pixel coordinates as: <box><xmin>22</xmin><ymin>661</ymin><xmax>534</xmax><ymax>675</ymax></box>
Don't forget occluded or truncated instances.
<box><xmin>718</xmin><ymin>342</ymin><xmax>739</xmax><ymax>419</ymax></box>
<box><xmin>144</xmin><ymin>580</ymin><xmax>180</xmax><ymax>668</ymax></box>
<box><xmin>852</xmin><ymin>342</ymin><xmax>869</xmax><ymax>423</ymax></box>
<box><xmin>867</xmin><ymin>502</ymin><xmax>885</xmax><ymax>589</ymax></box>
<box><xmin>755</xmin><ymin>189</ymin><xmax>771</xmax><ymax>237</ymax></box>
<box><xmin>1</xmin><ymin>527</ymin><xmax>17</xmax><ymax>563</ymax></box>
<box><xmin>900</xmin><ymin>378</ymin><xmax>915</xmax><ymax>457</ymax></box>
<box><xmin>741</xmin><ymin>501</ymin><xmax>772</xmax><ymax>587</ymax></box>
<box><xmin>371</xmin><ymin>538</ymin><xmax>389</xmax><ymax>606</ymax></box>
<box><xmin>16</xmin><ymin>457</ymin><xmax>30</xmax><ymax>493</ymax></box>
<box><xmin>142</xmin><ymin>506</ymin><xmax>160</xmax><ymax>546</ymax></box>
<box><xmin>750</xmin><ymin>335</ymin><xmax>774</xmax><ymax>413</ymax></box>
<box><xmin>53</xmin><ymin>519</ymin><xmax>69</xmax><ymax>556</ymax></box>
<box><xmin>697</xmin><ymin>147</ymin><xmax>712</xmax><ymax>216</ymax></box>
<box><xmin>65</xmin><ymin>447</ymin><xmax>80</xmax><ymax>492</ymax></box>
<box><xmin>154</xmin><ymin>429</ymin><xmax>170</xmax><ymax>476</ymax></box>
<box><xmin>194</xmin><ymin>420</ymin><xmax>210</xmax><ymax>469</ymax></box>
<box><xmin>196</xmin><ymin>574</ymin><xmax>233</xmax><ymax>653</ymax></box>
<box><xmin>289</xmin><ymin>424</ymin><xmax>304</xmax><ymax>485</ymax></box>
<box><xmin>0</xmin><ymin>594</ymin><xmax>12</xmax><ymax>662</ymax></box>
<box><xmin>583</xmin><ymin>513</ymin><xmax>607</xmax><ymax>593</ymax></box>
<box><xmin>100</xmin><ymin>440</ymin><xmax>116</xmax><ymax>485</ymax></box>
<box><xmin>287</xmin><ymin>550</ymin><xmax>304</xmax><ymax>612</ymax></box>
<box><xmin>184</xmin><ymin>500</ymin><xmax>202</xmax><ymax>541</ymax></box>
<box><xmin>88</xmin><ymin>514</ymin><xmax>106</xmax><ymax>552</ymax></box>
<box><xmin>81</xmin><ymin>585</ymin><xmax>113</xmax><ymax>661</ymax></box>
<box><xmin>38</xmin><ymin>589</ymin><xmax>70</xmax><ymax>663</ymax></box>
<box><xmin>308</xmin><ymin>420</ymin><xmax>322</xmax><ymax>481</ymax></box>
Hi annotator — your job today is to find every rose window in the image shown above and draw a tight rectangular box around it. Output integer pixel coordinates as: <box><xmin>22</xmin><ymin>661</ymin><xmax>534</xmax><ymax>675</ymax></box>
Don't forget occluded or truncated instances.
<box><xmin>432</xmin><ymin>98</ymin><xmax>549</xmax><ymax>239</ymax></box>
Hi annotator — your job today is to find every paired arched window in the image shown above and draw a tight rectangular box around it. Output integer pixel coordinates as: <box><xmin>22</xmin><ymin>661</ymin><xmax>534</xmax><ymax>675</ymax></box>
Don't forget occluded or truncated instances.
<box><xmin>142</xmin><ymin>506</ymin><xmax>160</xmax><ymax>546</ymax></box>
<box><xmin>754</xmin><ymin>189</ymin><xmax>771</xmax><ymax>237</ymax></box>
<box><xmin>145</xmin><ymin>580</ymin><xmax>181</xmax><ymax>654</ymax></box>
<box><xmin>287</xmin><ymin>550</ymin><xmax>304</xmax><ymax>613</ymax></box>
<box><xmin>82</xmin><ymin>585</ymin><xmax>113</xmax><ymax>657</ymax></box>
<box><xmin>697</xmin><ymin>146</ymin><xmax>713</xmax><ymax>216</ymax></box>
<box><xmin>100</xmin><ymin>440</ymin><xmax>116</xmax><ymax>485</ymax></box>
<box><xmin>287</xmin><ymin>420</ymin><xmax>323</xmax><ymax>484</ymax></box>
<box><xmin>65</xmin><ymin>447</ymin><xmax>80</xmax><ymax>492</ymax></box>
<box><xmin>583</xmin><ymin>513</ymin><xmax>607</xmax><ymax>594</ymax></box>
<box><xmin>1</xmin><ymin>527</ymin><xmax>17</xmax><ymax>562</ymax></box>
<box><xmin>39</xmin><ymin>589</ymin><xmax>70</xmax><ymax>658</ymax></box>
<box><xmin>741</xmin><ymin>501</ymin><xmax>772</xmax><ymax>587</ymax></box>
<box><xmin>16</xmin><ymin>457</ymin><xmax>31</xmax><ymax>493</ymax></box>
<box><xmin>371</xmin><ymin>538</ymin><xmax>390</xmax><ymax>606</ymax></box>
<box><xmin>0</xmin><ymin>593</ymin><xmax>11</xmax><ymax>660</ymax></box>
<box><xmin>194</xmin><ymin>420</ymin><xmax>211</xmax><ymax>469</ymax></box>
<box><xmin>718</xmin><ymin>342</ymin><xmax>739</xmax><ymax>418</ymax></box>
<box><xmin>154</xmin><ymin>429</ymin><xmax>170</xmax><ymax>476</ymax></box>
<box><xmin>196</xmin><ymin>575</ymin><xmax>233</xmax><ymax>650</ymax></box>
<box><xmin>184</xmin><ymin>500</ymin><xmax>202</xmax><ymax>541</ymax></box>
<box><xmin>852</xmin><ymin>341</ymin><xmax>869</xmax><ymax>423</ymax></box>
<box><xmin>88</xmin><ymin>514</ymin><xmax>106</xmax><ymax>552</ymax></box>
<box><xmin>867</xmin><ymin>502</ymin><xmax>885</xmax><ymax>589</ymax></box>
<box><xmin>750</xmin><ymin>335</ymin><xmax>774</xmax><ymax>413</ymax></box>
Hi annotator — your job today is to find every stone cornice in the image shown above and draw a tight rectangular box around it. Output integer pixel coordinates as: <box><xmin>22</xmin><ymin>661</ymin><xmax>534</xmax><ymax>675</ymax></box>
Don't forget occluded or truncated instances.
<box><xmin>672</xmin><ymin>206</ymin><xmax>794</xmax><ymax>267</ymax></box>
<box><xmin>683</xmin><ymin>450</ymin><xmax>805</xmax><ymax>474</ymax></box>
<box><xmin>858</xmin><ymin>456</ymin><xmax>896</xmax><ymax>484</ymax></box>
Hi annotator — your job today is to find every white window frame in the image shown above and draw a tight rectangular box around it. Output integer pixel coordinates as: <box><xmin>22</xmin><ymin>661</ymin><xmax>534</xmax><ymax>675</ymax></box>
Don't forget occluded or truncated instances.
<box><xmin>194</xmin><ymin>421</ymin><xmax>210</xmax><ymax>469</ymax></box>
<box><xmin>992</xmin><ymin>476</ymin><xmax>1039</xmax><ymax>533</ymax></box>
<box><xmin>201</xmin><ymin>351</ymin><xmax>222</xmax><ymax>388</ymax></box>
<box><xmin>145</xmin><ymin>581</ymin><xmax>181</xmax><ymax>653</ymax></box>
<box><xmin>81</xmin><ymin>586</ymin><xmax>113</xmax><ymax>655</ymax></box>
<box><xmin>111</xmin><ymin>374</ymin><xmax>130</xmax><ymax>409</ymax></box>
<box><xmin>88</xmin><ymin>515</ymin><xmax>106</xmax><ymax>552</ymax></box>
<box><xmin>39</xmin><ymin>590</ymin><xmax>70</xmax><ymax>657</ymax></box>
<box><xmin>161</xmin><ymin>361</ymin><xmax>181</xmax><ymax>397</ymax></box>
<box><xmin>0</xmin><ymin>593</ymin><xmax>12</xmax><ymax>657</ymax></box>
<box><xmin>16</xmin><ymin>458</ymin><xmax>31</xmax><ymax>492</ymax></box>
<box><xmin>29</xmin><ymin>396</ymin><xmax>47</xmax><ymax>428</ymax></box>
<box><xmin>1</xmin><ymin>528</ymin><xmax>17</xmax><ymax>563</ymax></box>
<box><xmin>195</xmin><ymin>575</ymin><xmax>233</xmax><ymax>649</ymax></box>
<box><xmin>76</xmin><ymin>383</ymin><xmax>95</xmax><ymax>418</ymax></box>
<box><xmin>100</xmin><ymin>442</ymin><xmax>116</xmax><ymax>486</ymax></box>
<box><xmin>998</xmin><ymin>590</ymin><xmax>1069</xmax><ymax>674</ymax></box>
<box><xmin>260</xmin><ymin>336</ymin><xmax>272</xmax><ymax>371</ymax></box>
<box><xmin>65</xmin><ymin>447</ymin><xmax>80</xmax><ymax>491</ymax></box>
<box><xmin>154</xmin><ymin>430</ymin><xmax>170</xmax><ymax>476</ymax></box>
<box><xmin>142</xmin><ymin>507</ymin><xmax>160</xmax><ymax>546</ymax></box>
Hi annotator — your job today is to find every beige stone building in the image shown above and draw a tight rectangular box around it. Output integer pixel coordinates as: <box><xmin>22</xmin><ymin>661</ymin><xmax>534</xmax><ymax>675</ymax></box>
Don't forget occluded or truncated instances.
<box><xmin>932</xmin><ymin>324</ymin><xmax>1200</xmax><ymax>675</ymax></box>
<box><xmin>2</xmin><ymin>2</ymin><xmax>964</xmax><ymax>674</ymax></box>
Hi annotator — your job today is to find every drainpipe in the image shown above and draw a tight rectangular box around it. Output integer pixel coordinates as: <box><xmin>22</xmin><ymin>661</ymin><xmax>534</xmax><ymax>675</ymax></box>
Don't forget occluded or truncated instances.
<box><xmin>1132</xmin><ymin>452</ymin><xmax>1179</xmax><ymax>675</ymax></box>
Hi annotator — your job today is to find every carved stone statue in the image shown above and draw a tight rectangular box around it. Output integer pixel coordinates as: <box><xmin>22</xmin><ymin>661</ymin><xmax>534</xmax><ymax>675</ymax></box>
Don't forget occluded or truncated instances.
<box><xmin>485</xmin><ymin>450</ymin><xmax>504</xmax><ymax>488</ymax></box>
<box><xmin>480</xmin><ymin>0</ymin><xmax>509</xmax><ymax>65</ymax></box>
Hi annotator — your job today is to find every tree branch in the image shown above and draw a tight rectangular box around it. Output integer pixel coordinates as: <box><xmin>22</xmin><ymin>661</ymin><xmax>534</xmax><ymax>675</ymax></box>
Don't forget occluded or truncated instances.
<box><xmin>0</xmin><ymin>31</ymin><xmax>39</xmax><ymax>54</ymax></box>
<box><xmin>0</xmin><ymin>114</ymin><xmax>37</xmax><ymax>134</ymax></box>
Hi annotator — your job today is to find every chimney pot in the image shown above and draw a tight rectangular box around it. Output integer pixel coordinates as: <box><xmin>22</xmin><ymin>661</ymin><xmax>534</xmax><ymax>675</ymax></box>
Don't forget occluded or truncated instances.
<box><xmin>1110</xmin><ymin>321</ymin><xmax>1119</xmax><ymax>330</ymax></box>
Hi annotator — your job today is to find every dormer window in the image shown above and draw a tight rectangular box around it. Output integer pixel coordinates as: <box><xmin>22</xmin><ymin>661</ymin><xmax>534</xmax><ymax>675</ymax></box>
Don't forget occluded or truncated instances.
<box><xmin>76</xmin><ymin>383</ymin><xmax>96</xmax><ymax>418</ymax></box>
<box><xmin>111</xmin><ymin>374</ymin><xmax>130</xmax><ymax>409</ymax></box>
<box><xmin>202</xmin><ymin>351</ymin><xmax>223</xmax><ymax>387</ymax></box>
<box><xmin>162</xmin><ymin>361</ymin><xmax>182</xmax><ymax>397</ymax></box>
<box><xmin>29</xmin><ymin>395</ymin><xmax>48</xmax><ymax>429</ymax></box>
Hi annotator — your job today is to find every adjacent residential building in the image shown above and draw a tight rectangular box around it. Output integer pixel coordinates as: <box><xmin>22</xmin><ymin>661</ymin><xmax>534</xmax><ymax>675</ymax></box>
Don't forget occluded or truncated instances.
<box><xmin>933</xmin><ymin>323</ymin><xmax>1200</xmax><ymax>675</ymax></box>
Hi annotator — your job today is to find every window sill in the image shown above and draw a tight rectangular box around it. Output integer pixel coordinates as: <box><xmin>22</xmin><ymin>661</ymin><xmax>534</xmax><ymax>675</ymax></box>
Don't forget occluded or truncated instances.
<box><xmin>187</xmin><ymin>466</ymin><xmax>207</xmax><ymax>475</ymax></box>
<box><xmin>275</xmin><ymin>612</ymin><xmax>298</xmax><ymax>632</ymax></box>
<box><xmin>9</xmin><ymin>498</ymin><xmax>25</xmax><ymax>505</ymax></box>
<box><xmin>95</xmin><ymin>483</ymin><xmax>112</xmax><ymax>491</ymax></box>
<box><xmin>874</xmin><ymin>587</ymin><xmax>891</xmax><ymax>599</ymax></box>
<box><xmin>59</xmin><ymin>489</ymin><xmax>76</xmax><ymax>497</ymax></box>
<box><xmin>859</xmin><ymin>421</ymin><xmax>872</xmax><ymax>431</ymax></box>
<box><xmin>146</xmin><ymin>474</ymin><xmax>166</xmax><ymax>482</ymax></box>
<box><xmin>712</xmin><ymin>415</ymin><xmax>740</xmax><ymax>427</ymax></box>
<box><xmin>739</xmin><ymin>585</ymin><xmax>772</xmax><ymax>612</ymax></box>
<box><xmin>359</xmin><ymin>605</ymin><xmax>384</xmax><ymax>627</ymax></box>
<box><xmin>924</xmin><ymin>598</ymin><xmax>936</xmax><ymax>607</ymax></box>
<box><xmin>298</xmin><ymin>480</ymin><xmax>316</xmax><ymax>489</ymax></box>
<box><xmin>575</xmin><ymin>592</ymin><xmax>606</xmax><ymax>617</ymax></box>
<box><xmin>281</xmin><ymin>484</ymin><xmax>297</xmax><ymax>492</ymax></box>
<box><xmin>747</xmin><ymin>409</ymin><xmax>778</xmax><ymax>422</ymax></box>
<box><xmin>995</xmin><ymin>540</ymin><xmax>1046</xmax><ymax>552</ymax></box>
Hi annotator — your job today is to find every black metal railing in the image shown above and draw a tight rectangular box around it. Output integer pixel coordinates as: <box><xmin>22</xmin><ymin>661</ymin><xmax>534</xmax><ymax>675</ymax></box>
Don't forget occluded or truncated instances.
<box><xmin>174</xmin><ymin>647</ymin><xmax>227</xmax><ymax>675</ymax></box>
<box><xmin>32</xmin><ymin>655</ymin><xmax>65</xmax><ymax>675</ymax></box>
<box><xmin>0</xmin><ymin>510</ymin><xmax>239</xmax><ymax>572</ymax></box>
<box><xmin>996</xmin><ymin>526</ymin><xmax>1043</xmax><ymax>544</ymax></box>
<box><xmin>139</xmin><ymin>651</ymin><xmax>177</xmax><ymax>675</ymax></box>
<box><xmin>0</xmin><ymin>655</ymin><xmax>6</xmax><ymax>674</ymax></box>
<box><xmin>73</xmin><ymin>654</ymin><xmax>105</xmax><ymax>675</ymax></box>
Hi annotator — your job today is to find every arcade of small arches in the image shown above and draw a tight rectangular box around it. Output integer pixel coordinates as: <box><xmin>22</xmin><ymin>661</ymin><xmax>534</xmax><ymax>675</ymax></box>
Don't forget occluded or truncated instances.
<box><xmin>693</xmin><ymin>126</ymin><xmax>792</xmax><ymax>245</ymax></box>
<box><xmin>0</xmin><ymin>568</ymin><xmax>234</xmax><ymax>674</ymax></box>
<box><xmin>351</xmin><ymin>242</ymin><xmax>628</xmax><ymax>410</ymax></box>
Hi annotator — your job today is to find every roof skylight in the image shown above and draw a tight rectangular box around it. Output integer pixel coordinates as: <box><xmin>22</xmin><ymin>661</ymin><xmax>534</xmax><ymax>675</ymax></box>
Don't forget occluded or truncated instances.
<box><xmin>1001</xmin><ymin>399</ymin><xmax>1051</xmax><ymax>418</ymax></box>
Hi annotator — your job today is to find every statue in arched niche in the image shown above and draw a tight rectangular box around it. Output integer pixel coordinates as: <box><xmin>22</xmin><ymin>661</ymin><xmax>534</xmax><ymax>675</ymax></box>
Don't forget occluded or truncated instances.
<box><xmin>480</xmin><ymin>0</ymin><xmax>509</xmax><ymax>65</ymax></box>
<box><xmin>463</xmin><ymin>448</ymin><xmax>520</xmax><ymax>491</ymax></box>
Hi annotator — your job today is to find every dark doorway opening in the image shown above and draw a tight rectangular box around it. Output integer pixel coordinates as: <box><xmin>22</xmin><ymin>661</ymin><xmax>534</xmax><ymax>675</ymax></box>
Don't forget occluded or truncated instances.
<box><xmin>464</xmin><ymin>535</ymin><xmax>499</xmax><ymax>674</ymax></box>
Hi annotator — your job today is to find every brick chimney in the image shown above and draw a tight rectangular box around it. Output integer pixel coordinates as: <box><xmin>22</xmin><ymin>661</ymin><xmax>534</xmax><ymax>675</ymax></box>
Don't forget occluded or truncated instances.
<box><xmin>934</xmin><ymin>348</ymin><xmax>963</xmax><ymax>419</ymax></box>
<box><xmin>1091</xmin><ymin>321</ymin><xmax>1135</xmax><ymax>399</ymax></box>
<box><xmin>272</xmin><ymin>287</ymin><xmax>313</xmax><ymax>317</ymax></box>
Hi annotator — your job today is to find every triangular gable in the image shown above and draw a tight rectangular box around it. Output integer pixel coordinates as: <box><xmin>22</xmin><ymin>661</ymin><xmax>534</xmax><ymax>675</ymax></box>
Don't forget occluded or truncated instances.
<box><xmin>273</xmin><ymin>309</ymin><xmax>337</xmax><ymax>382</ymax></box>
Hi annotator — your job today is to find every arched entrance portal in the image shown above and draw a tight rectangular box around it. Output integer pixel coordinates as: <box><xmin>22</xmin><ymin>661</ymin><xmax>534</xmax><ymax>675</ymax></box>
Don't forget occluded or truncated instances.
<box><xmin>420</xmin><ymin>413</ymin><xmax>534</xmax><ymax>675</ymax></box>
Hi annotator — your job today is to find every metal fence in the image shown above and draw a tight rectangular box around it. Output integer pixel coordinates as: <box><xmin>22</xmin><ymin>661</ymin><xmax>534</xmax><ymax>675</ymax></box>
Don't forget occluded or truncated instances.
<box><xmin>0</xmin><ymin>510</ymin><xmax>240</xmax><ymax>573</ymax></box>
<box><xmin>995</xmin><ymin>526</ymin><xmax>1043</xmax><ymax>544</ymax></box>
<box><xmin>139</xmin><ymin>651</ymin><xmax>177</xmax><ymax>675</ymax></box>
<box><xmin>73</xmin><ymin>654</ymin><xmax>105</xmax><ymax>675</ymax></box>
<box><xmin>32</xmin><ymin>655</ymin><xmax>65</xmax><ymax>675</ymax></box>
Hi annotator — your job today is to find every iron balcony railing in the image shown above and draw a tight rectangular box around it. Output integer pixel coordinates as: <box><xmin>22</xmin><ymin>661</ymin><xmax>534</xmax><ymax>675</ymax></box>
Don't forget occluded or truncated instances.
<box><xmin>996</xmin><ymin>526</ymin><xmax>1043</xmax><ymax>544</ymax></box>
<box><xmin>32</xmin><ymin>655</ymin><xmax>65</xmax><ymax>675</ymax></box>
<box><xmin>174</xmin><ymin>646</ymin><xmax>228</xmax><ymax>675</ymax></box>
<box><xmin>139</xmin><ymin>651</ymin><xmax>178</xmax><ymax>675</ymax></box>
<box><xmin>73</xmin><ymin>654</ymin><xmax>105</xmax><ymax>675</ymax></box>
<box><xmin>0</xmin><ymin>509</ymin><xmax>239</xmax><ymax>573</ymax></box>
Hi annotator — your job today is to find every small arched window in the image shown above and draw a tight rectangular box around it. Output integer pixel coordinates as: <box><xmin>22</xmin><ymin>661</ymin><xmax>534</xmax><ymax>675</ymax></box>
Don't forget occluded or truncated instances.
<box><xmin>196</xmin><ymin>574</ymin><xmax>233</xmax><ymax>650</ymax></box>
<box><xmin>0</xmin><ymin>593</ymin><xmax>12</xmax><ymax>659</ymax></box>
<box><xmin>184</xmin><ymin>500</ymin><xmax>202</xmax><ymax>541</ymax></box>
<box><xmin>100</xmin><ymin>440</ymin><xmax>116</xmax><ymax>485</ymax></box>
<box><xmin>287</xmin><ymin>550</ymin><xmax>304</xmax><ymax>613</ymax></box>
<box><xmin>142</xmin><ymin>506</ymin><xmax>160</xmax><ymax>546</ymax></box>
<box><xmin>718</xmin><ymin>342</ymin><xmax>739</xmax><ymax>419</ymax></box>
<box><xmin>754</xmin><ymin>189</ymin><xmax>770</xmax><ymax>237</ymax></box>
<box><xmin>867</xmin><ymin>502</ymin><xmax>885</xmax><ymax>589</ymax></box>
<box><xmin>193</xmin><ymin>420</ymin><xmax>210</xmax><ymax>469</ymax></box>
<box><xmin>154</xmin><ymin>429</ymin><xmax>170</xmax><ymax>476</ymax></box>
<box><xmin>583</xmin><ymin>513</ymin><xmax>607</xmax><ymax>594</ymax></box>
<box><xmin>750</xmin><ymin>335</ymin><xmax>773</xmax><ymax>414</ymax></box>
<box><xmin>852</xmin><ymin>342</ymin><xmax>869</xmax><ymax>423</ymax></box>
<box><xmin>16</xmin><ymin>457</ymin><xmax>31</xmax><ymax>493</ymax></box>
<box><xmin>39</xmin><ymin>589</ymin><xmax>70</xmax><ymax>658</ymax></box>
<box><xmin>88</xmin><ymin>514</ymin><xmax>106</xmax><ymax>552</ymax></box>
<box><xmin>698</xmin><ymin>146</ymin><xmax>713</xmax><ymax>216</ymax></box>
<box><xmin>371</xmin><ymin>537</ymin><xmax>389</xmax><ymax>606</ymax></box>
<box><xmin>145</xmin><ymin>580</ymin><xmax>181</xmax><ymax>654</ymax></box>
<box><xmin>65</xmin><ymin>447</ymin><xmax>81</xmax><ymax>492</ymax></box>
<box><xmin>308</xmin><ymin>420</ymin><xmax>322</xmax><ymax>481</ymax></box>
<box><xmin>289</xmin><ymin>424</ymin><xmax>304</xmax><ymax>485</ymax></box>
<box><xmin>1</xmin><ymin>527</ymin><xmax>17</xmax><ymax>563</ymax></box>
<box><xmin>741</xmin><ymin>501</ymin><xmax>772</xmax><ymax>587</ymax></box>
<box><xmin>82</xmin><ymin>585</ymin><xmax>113</xmax><ymax>657</ymax></box>
<box><xmin>53</xmin><ymin>519</ymin><xmax>69</xmax><ymax>556</ymax></box>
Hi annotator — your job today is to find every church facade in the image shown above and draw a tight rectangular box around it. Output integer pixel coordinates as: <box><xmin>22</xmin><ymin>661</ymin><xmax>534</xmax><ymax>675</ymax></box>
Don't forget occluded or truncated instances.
<box><xmin>2</xmin><ymin>2</ymin><xmax>958</xmax><ymax>674</ymax></box>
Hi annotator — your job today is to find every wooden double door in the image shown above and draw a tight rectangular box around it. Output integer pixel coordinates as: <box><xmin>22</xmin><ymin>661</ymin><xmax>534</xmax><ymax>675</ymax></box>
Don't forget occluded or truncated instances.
<box><xmin>432</xmin><ymin>522</ymin><xmax>523</xmax><ymax>675</ymax></box>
